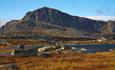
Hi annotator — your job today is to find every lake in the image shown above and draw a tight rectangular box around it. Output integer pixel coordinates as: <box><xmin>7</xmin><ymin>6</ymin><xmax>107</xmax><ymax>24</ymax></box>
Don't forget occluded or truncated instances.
<box><xmin>64</xmin><ymin>44</ymin><xmax>115</xmax><ymax>53</ymax></box>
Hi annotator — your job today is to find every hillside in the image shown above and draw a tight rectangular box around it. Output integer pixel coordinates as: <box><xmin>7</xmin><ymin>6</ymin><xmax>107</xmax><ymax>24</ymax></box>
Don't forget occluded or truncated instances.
<box><xmin>0</xmin><ymin>7</ymin><xmax>115</xmax><ymax>35</ymax></box>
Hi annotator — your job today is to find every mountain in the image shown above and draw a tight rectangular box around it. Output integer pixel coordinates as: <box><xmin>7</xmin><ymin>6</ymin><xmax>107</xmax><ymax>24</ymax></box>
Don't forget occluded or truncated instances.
<box><xmin>0</xmin><ymin>7</ymin><xmax>115</xmax><ymax>36</ymax></box>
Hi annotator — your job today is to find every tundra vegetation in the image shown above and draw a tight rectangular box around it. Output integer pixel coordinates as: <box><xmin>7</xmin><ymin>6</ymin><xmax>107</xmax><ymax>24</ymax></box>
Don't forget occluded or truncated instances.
<box><xmin>0</xmin><ymin>51</ymin><xmax>115</xmax><ymax>70</ymax></box>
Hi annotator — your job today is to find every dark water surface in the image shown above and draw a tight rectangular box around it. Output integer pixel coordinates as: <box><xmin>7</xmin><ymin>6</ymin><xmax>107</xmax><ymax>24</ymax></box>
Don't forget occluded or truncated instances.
<box><xmin>64</xmin><ymin>44</ymin><xmax>115</xmax><ymax>53</ymax></box>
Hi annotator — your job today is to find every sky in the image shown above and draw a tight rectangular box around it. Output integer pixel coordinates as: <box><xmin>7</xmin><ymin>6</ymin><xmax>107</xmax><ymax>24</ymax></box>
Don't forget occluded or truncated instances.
<box><xmin>0</xmin><ymin>0</ymin><xmax>115</xmax><ymax>27</ymax></box>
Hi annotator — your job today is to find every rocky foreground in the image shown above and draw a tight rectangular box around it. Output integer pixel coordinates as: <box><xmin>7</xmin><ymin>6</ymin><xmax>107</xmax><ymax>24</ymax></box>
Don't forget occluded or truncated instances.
<box><xmin>0</xmin><ymin>51</ymin><xmax>115</xmax><ymax>70</ymax></box>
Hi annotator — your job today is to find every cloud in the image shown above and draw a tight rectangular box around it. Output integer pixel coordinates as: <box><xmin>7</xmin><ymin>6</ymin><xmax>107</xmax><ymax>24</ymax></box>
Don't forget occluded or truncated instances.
<box><xmin>85</xmin><ymin>16</ymin><xmax>115</xmax><ymax>21</ymax></box>
<box><xmin>0</xmin><ymin>19</ymin><xmax>8</xmax><ymax>27</ymax></box>
<box><xmin>95</xmin><ymin>9</ymin><xmax>105</xmax><ymax>15</ymax></box>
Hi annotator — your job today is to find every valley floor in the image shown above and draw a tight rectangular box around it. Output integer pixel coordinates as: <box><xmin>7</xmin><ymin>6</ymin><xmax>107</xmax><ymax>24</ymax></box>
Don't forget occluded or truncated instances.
<box><xmin>0</xmin><ymin>38</ymin><xmax>115</xmax><ymax>70</ymax></box>
<box><xmin>0</xmin><ymin>51</ymin><xmax>115</xmax><ymax>70</ymax></box>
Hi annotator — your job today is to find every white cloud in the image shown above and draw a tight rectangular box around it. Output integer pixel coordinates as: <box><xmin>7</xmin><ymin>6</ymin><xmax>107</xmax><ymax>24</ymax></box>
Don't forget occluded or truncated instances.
<box><xmin>0</xmin><ymin>19</ymin><xmax>9</xmax><ymax>27</ymax></box>
<box><xmin>85</xmin><ymin>16</ymin><xmax>115</xmax><ymax>21</ymax></box>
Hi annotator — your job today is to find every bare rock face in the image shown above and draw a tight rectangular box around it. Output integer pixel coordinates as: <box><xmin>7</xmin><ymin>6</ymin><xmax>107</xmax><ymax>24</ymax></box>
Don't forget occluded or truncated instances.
<box><xmin>0</xmin><ymin>7</ymin><xmax>115</xmax><ymax>34</ymax></box>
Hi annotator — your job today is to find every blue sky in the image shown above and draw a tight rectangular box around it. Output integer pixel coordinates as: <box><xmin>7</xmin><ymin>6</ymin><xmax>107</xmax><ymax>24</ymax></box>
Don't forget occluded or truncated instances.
<box><xmin>0</xmin><ymin>0</ymin><xmax>115</xmax><ymax>27</ymax></box>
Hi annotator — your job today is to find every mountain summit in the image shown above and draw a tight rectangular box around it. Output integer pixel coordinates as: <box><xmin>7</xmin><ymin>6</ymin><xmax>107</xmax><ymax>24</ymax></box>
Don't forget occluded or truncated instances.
<box><xmin>0</xmin><ymin>7</ymin><xmax>115</xmax><ymax>35</ymax></box>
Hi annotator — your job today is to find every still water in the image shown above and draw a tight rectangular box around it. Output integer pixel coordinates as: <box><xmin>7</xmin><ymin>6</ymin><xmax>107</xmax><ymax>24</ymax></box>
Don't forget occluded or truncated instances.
<box><xmin>65</xmin><ymin>44</ymin><xmax>115</xmax><ymax>53</ymax></box>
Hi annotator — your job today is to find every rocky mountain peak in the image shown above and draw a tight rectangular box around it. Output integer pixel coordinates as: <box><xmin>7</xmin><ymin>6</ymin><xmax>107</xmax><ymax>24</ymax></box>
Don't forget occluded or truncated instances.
<box><xmin>0</xmin><ymin>7</ymin><xmax>115</xmax><ymax>35</ymax></box>
<box><xmin>22</xmin><ymin>7</ymin><xmax>60</xmax><ymax>20</ymax></box>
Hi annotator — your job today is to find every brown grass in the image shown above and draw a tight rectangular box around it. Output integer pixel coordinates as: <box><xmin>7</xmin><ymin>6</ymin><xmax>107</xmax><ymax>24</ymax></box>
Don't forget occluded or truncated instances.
<box><xmin>7</xmin><ymin>39</ymin><xmax>48</xmax><ymax>45</ymax></box>
<box><xmin>0</xmin><ymin>39</ymin><xmax>115</xmax><ymax>70</ymax></box>
<box><xmin>0</xmin><ymin>51</ymin><xmax>115</xmax><ymax>70</ymax></box>
<box><xmin>64</xmin><ymin>40</ymin><xmax>115</xmax><ymax>44</ymax></box>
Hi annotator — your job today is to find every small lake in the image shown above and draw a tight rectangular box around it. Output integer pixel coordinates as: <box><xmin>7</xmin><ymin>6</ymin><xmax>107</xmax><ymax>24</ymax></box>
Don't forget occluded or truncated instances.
<box><xmin>0</xmin><ymin>44</ymin><xmax>115</xmax><ymax>56</ymax></box>
<box><xmin>64</xmin><ymin>44</ymin><xmax>115</xmax><ymax>53</ymax></box>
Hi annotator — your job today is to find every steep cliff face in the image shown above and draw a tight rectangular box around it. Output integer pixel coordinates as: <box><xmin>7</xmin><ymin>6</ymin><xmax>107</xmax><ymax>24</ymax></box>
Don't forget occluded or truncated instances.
<box><xmin>0</xmin><ymin>7</ymin><xmax>114</xmax><ymax>34</ymax></box>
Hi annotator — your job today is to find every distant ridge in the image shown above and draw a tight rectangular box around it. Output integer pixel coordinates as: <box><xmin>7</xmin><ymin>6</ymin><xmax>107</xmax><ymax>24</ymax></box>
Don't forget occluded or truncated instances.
<box><xmin>0</xmin><ymin>7</ymin><xmax>115</xmax><ymax>35</ymax></box>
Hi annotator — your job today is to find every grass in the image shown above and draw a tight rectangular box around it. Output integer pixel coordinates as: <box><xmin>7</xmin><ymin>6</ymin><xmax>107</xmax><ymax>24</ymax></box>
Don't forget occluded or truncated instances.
<box><xmin>0</xmin><ymin>39</ymin><xmax>115</xmax><ymax>70</ymax></box>
<box><xmin>64</xmin><ymin>40</ymin><xmax>115</xmax><ymax>44</ymax></box>
<box><xmin>0</xmin><ymin>39</ymin><xmax>115</xmax><ymax>47</ymax></box>
<box><xmin>0</xmin><ymin>51</ymin><xmax>115</xmax><ymax>70</ymax></box>
<box><xmin>7</xmin><ymin>39</ymin><xmax>48</xmax><ymax>45</ymax></box>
